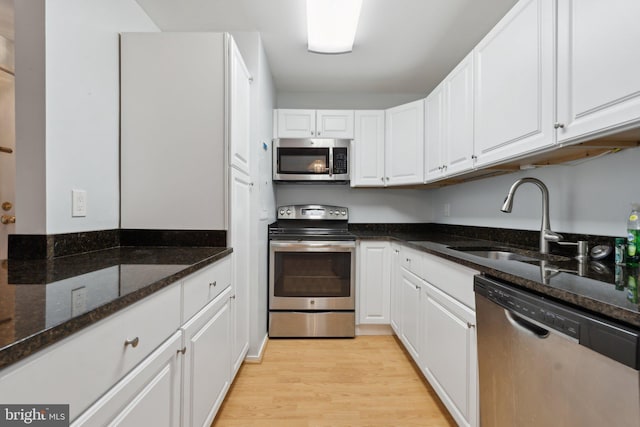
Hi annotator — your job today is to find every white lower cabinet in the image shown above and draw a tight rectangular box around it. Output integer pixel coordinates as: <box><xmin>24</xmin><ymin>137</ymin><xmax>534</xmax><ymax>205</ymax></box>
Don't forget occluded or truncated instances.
<box><xmin>399</xmin><ymin>268</ymin><xmax>422</xmax><ymax>361</ymax></box>
<box><xmin>389</xmin><ymin>243</ymin><xmax>402</xmax><ymax>334</ymax></box>
<box><xmin>72</xmin><ymin>331</ymin><xmax>183</xmax><ymax>427</ymax></box>
<box><xmin>181</xmin><ymin>287</ymin><xmax>232</xmax><ymax>427</ymax></box>
<box><xmin>421</xmin><ymin>282</ymin><xmax>477</xmax><ymax>427</ymax></box>
<box><xmin>357</xmin><ymin>241</ymin><xmax>391</xmax><ymax>324</ymax></box>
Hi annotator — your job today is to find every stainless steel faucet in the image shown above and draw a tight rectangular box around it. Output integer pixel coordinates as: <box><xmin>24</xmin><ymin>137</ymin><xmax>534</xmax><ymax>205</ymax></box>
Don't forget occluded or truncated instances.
<box><xmin>501</xmin><ymin>177</ymin><xmax>563</xmax><ymax>254</ymax></box>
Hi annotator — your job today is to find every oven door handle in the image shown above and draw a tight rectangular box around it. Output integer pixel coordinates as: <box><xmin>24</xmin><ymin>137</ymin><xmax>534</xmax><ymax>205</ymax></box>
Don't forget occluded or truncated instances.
<box><xmin>270</xmin><ymin>241</ymin><xmax>356</xmax><ymax>250</ymax></box>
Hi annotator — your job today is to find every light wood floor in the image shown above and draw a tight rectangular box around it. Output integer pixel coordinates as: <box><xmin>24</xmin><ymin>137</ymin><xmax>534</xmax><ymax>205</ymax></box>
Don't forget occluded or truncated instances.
<box><xmin>212</xmin><ymin>336</ymin><xmax>456</xmax><ymax>427</ymax></box>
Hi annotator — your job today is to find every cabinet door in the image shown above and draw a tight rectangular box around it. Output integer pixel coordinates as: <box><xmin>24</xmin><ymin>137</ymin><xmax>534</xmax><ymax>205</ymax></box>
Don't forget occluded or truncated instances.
<box><xmin>72</xmin><ymin>332</ymin><xmax>182</xmax><ymax>427</ymax></box>
<box><xmin>120</xmin><ymin>33</ymin><xmax>225</xmax><ymax>230</ymax></box>
<box><xmin>444</xmin><ymin>52</ymin><xmax>474</xmax><ymax>176</ymax></box>
<box><xmin>277</xmin><ymin>109</ymin><xmax>316</xmax><ymax>138</ymax></box>
<box><xmin>422</xmin><ymin>283</ymin><xmax>477</xmax><ymax>427</ymax></box>
<box><xmin>389</xmin><ymin>245</ymin><xmax>402</xmax><ymax>334</ymax></box>
<box><xmin>316</xmin><ymin>110</ymin><xmax>354</xmax><ymax>138</ymax></box>
<box><xmin>473</xmin><ymin>0</ymin><xmax>555</xmax><ymax>167</ymax></box>
<box><xmin>230</xmin><ymin>168</ymin><xmax>251</xmax><ymax>377</ymax></box>
<box><xmin>228</xmin><ymin>37</ymin><xmax>252</xmax><ymax>174</ymax></box>
<box><xmin>424</xmin><ymin>86</ymin><xmax>445</xmax><ymax>182</ymax></box>
<box><xmin>557</xmin><ymin>0</ymin><xmax>640</xmax><ymax>143</ymax></box>
<box><xmin>181</xmin><ymin>288</ymin><xmax>232</xmax><ymax>427</ymax></box>
<box><xmin>399</xmin><ymin>268</ymin><xmax>422</xmax><ymax>362</ymax></box>
<box><xmin>385</xmin><ymin>100</ymin><xmax>425</xmax><ymax>185</ymax></box>
<box><xmin>352</xmin><ymin>110</ymin><xmax>385</xmax><ymax>187</ymax></box>
<box><xmin>357</xmin><ymin>241</ymin><xmax>391</xmax><ymax>324</ymax></box>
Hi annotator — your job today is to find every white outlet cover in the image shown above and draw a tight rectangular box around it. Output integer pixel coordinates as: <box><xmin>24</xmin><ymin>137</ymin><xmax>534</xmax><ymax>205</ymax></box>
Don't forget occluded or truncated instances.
<box><xmin>72</xmin><ymin>189</ymin><xmax>87</xmax><ymax>217</ymax></box>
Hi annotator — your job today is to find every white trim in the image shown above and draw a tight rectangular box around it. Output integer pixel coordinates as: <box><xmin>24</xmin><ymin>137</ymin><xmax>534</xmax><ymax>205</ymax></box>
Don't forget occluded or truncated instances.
<box><xmin>244</xmin><ymin>333</ymin><xmax>268</xmax><ymax>363</ymax></box>
<box><xmin>356</xmin><ymin>324</ymin><xmax>394</xmax><ymax>336</ymax></box>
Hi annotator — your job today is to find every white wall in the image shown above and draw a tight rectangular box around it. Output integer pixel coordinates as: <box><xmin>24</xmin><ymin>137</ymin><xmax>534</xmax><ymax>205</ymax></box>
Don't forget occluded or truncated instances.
<box><xmin>276</xmin><ymin>185</ymin><xmax>433</xmax><ymax>223</ymax></box>
<box><xmin>15</xmin><ymin>0</ymin><xmax>158</xmax><ymax>234</ymax></box>
<box><xmin>277</xmin><ymin>91</ymin><xmax>424</xmax><ymax>109</ymax></box>
<box><xmin>430</xmin><ymin>147</ymin><xmax>640</xmax><ymax>237</ymax></box>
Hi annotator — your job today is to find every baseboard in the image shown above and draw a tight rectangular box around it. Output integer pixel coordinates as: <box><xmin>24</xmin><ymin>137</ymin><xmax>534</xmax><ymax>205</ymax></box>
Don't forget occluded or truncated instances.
<box><xmin>244</xmin><ymin>333</ymin><xmax>268</xmax><ymax>363</ymax></box>
<box><xmin>356</xmin><ymin>324</ymin><xmax>394</xmax><ymax>336</ymax></box>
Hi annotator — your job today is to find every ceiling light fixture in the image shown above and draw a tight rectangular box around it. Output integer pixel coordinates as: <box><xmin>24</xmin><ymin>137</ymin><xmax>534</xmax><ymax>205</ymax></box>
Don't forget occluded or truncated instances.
<box><xmin>306</xmin><ymin>0</ymin><xmax>363</xmax><ymax>54</ymax></box>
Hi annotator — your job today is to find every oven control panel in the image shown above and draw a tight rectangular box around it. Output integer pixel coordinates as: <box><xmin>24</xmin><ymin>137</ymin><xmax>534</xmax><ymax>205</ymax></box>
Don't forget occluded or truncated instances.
<box><xmin>277</xmin><ymin>204</ymin><xmax>349</xmax><ymax>220</ymax></box>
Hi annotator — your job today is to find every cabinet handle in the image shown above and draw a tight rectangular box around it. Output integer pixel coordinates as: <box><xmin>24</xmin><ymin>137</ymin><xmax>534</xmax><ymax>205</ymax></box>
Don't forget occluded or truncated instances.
<box><xmin>124</xmin><ymin>337</ymin><xmax>139</xmax><ymax>348</ymax></box>
<box><xmin>554</xmin><ymin>122</ymin><xmax>565</xmax><ymax>129</ymax></box>
<box><xmin>381</xmin><ymin>177</ymin><xmax>384</xmax><ymax>182</ymax></box>
<box><xmin>231</xmin><ymin>294</ymin><xmax>236</xmax><ymax>300</ymax></box>
<box><xmin>415</xmin><ymin>285</ymin><xmax>420</xmax><ymax>290</ymax></box>
<box><xmin>318</xmin><ymin>131</ymin><xmax>321</xmax><ymax>136</ymax></box>
<box><xmin>210</xmin><ymin>281</ymin><xmax>217</xmax><ymax>287</ymax></box>
<box><xmin>311</xmin><ymin>131</ymin><xmax>314</xmax><ymax>136</ymax></box>
<box><xmin>471</xmin><ymin>154</ymin><xmax>477</xmax><ymax>160</ymax></box>
<box><xmin>177</xmin><ymin>347</ymin><xmax>187</xmax><ymax>355</ymax></box>
<box><xmin>467</xmin><ymin>322</ymin><xmax>476</xmax><ymax>329</ymax></box>
<box><xmin>385</xmin><ymin>177</ymin><xmax>389</xmax><ymax>181</ymax></box>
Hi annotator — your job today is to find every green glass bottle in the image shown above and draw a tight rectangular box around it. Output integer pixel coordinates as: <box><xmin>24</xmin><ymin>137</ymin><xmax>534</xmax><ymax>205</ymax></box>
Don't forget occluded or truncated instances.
<box><xmin>627</xmin><ymin>203</ymin><xmax>640</xmax><ymax>266</ymax></box>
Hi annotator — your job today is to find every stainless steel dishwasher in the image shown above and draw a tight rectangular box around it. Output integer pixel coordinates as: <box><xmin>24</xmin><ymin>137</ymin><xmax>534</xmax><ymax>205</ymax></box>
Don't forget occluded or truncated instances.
<box><xmin>474</xmin><ymin>275</ymin><xmax>640</xmax><ymax>427</ymax></box>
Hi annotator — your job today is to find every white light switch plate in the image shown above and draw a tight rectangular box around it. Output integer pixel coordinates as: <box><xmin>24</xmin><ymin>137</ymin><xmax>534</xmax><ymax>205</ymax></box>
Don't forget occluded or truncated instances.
<box><xmin>72</xmin><ymin>190</ymin><xmax>87</xmax><ymax>217</ymax></box>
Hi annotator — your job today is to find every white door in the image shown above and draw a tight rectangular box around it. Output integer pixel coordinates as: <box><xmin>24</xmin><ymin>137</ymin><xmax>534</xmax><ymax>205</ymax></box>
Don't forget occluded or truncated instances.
<box><xmin>0</xmin><ymin>70</ymin><xmax>15</xmax><ymax>259</ymax></box>
<box><xmin>389</xmin><ymin>244</ymin><xmax>401</xmax><ymax>334</ymax></box>
<box><xmin>473</xmin><ymin>0</ymin><xmax>555</xmax><ymax>167</ymax></box>
<box><xmin>230</xmin><ymin>168</ymin><xmax>251</xmax><ymax>377</ymax></box>
<box><xmin>385</xmin><ymin>100</ymin><xmax>424</xmax><ymax>185</ymax></box>
<box><xmin>424</xmin><ymin>85</ymin><xmax>445</xmax><ymax>182</ymax></box>
<box><xmin>557</xmin><ymin>0</ymin><xmax>640</xmax><ymax>143</ymax></box>
<box><xmin>277</xmin><ymin>109</ymin><xmax>316</xmax><ymax>138</ymax></box>
<box><xmin>444</xmin><ymin>52</ymin><xmax>474</xmax><ymax>176</ymax></box>
<box><xmin>399</xmin><ymin>268</ymin><xmax>421</xmax><ymax>361</ymax></box>
<box><xmin>351</xmin><ymin>110</ymin><xmax>385</xmax><ymax>187</ymax></box>
<box><xmin>181</xmin><ymin>288</ymin><xmax>232</xmax><ymax>427</ymax></box>
<box><xmin>228</xmin><ymin>37</ymin><xmax>252</xmax><ymax>174</ymax></box>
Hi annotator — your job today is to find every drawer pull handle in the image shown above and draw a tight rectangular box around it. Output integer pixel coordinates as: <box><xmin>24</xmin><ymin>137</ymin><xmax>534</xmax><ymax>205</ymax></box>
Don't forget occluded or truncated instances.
<box><xmin>210</xmin><ymin>281</ymin><xmax>217</xmax><ymax>287</ymax></box>
<box><xmin>177</xmin><ymin>347</ymin><xmax>187</xmax><ymax>355</ymax></box>
<box><xmin>231</xmin><ymin>294</ymin><xmax>236</xmax><ymax>300</ymax></box>
<box><xmin>124</xmin><ymin>337</ymin><xmax>139</xmax><ymax>348</ymax></box>
<box><xmin>467</xmin><ymin>322</ymin><xmax>476</xmax><ymax>329</ymax></box>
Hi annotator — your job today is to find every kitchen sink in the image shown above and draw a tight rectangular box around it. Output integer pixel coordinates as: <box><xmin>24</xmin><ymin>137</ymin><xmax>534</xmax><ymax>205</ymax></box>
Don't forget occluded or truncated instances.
<box><xmin>447</xmin><ymin>246</ymin><xmax>541</xmax><ymax>262</ymax></box>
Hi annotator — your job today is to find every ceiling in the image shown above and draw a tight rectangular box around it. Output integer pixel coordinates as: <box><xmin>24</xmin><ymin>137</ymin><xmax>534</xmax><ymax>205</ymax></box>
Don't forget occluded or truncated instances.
<box><xmin>133</xmin><ymin>0</ymin><xmax>518</xmax><ymax>95</ymax></box>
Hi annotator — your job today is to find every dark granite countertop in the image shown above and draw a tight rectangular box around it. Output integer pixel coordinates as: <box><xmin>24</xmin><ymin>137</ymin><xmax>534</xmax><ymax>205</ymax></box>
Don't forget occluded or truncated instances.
<box><xmin>0</xmin><ymin>246</ymin><xmax>232</xmax><ymax>369</ymax></box>
<box><xmin>351</xmin><ymin>229</ymin><xmax>640</xmax><ymax>329</ymax></box>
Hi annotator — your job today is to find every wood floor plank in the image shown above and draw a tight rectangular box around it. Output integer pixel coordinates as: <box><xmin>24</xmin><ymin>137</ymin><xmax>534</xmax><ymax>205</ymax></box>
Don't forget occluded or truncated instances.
<box><xmin>212</xmin><ymin>336</ymin><xmax>456</xmax><ymax>427</ymax></box>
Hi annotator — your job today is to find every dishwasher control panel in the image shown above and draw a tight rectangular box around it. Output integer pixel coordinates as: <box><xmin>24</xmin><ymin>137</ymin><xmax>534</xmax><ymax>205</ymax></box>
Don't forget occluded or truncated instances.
<box><xmin>486</xmin><ymin>286</ymin><xmax>580</xmax><ymax>339</ymax></box>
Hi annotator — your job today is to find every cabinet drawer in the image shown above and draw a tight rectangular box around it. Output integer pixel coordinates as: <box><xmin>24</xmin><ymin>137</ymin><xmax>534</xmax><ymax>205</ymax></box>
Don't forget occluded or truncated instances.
<box><xmin>182</xmin><ymin>257</ymin><xmax>231</xmax><ymax>323</ymax></box>
<box><xmin>0</xmin><ymin>285</ymin><xmax>181</xmax><ymax>421</ymax></box>
<box><xmin>400</xmin><ymin>245</ymin><xmax>424</xmax><ymax>277</ymax></box>
<box><xmin>422</xmin><ymin>253</ymin><xmax>478</xmax><ymax>309</ymax></box>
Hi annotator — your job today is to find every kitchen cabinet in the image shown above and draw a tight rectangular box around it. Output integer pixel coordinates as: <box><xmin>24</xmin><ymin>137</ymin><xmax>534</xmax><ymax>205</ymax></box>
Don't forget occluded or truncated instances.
<box><xmin>351</xmin><ymin>110</ymin><xmax>385</xmax><ymax>186</ymax></box>
<box><xmin>357</xmin><ymin>241</ymin><xmax>391</xmax><ymax>324</ymax></box>
<box><xmin>385</xmin><ymin>100</ymin><xmax>425</xmax><ymax>185</ymax></box>
<box><xmin>121</xmin><ymin>32</ymin><xmax>235</xmax><ymax>230</ymax></box>
<box><xmin>473</xmin><ymin>0</ymin><xmax>555</xmax><ymax>167</ymax></box>
<box><xmin>229</xmin><ymin>38</ymin><xmax>252</xmax><ymax>174</ymax></box>
<box><xmin>421</xmin><ymin>282</ymin><xmax>477</xmax><ymax>427</ymax></box>
<box><xmin>276</xmin><ymin>109</ymin><xmax>354</xmax><ymax>138</ymax></box>
<box><xmin>181</xmin><ymin>287</ymin><xmax>232</xmax><ymax>427</ymax></box>
<box><xmin>556</xmin><ymin>0</ymin><xmax>640</xmax><ymax>143</ymax></box>
<box><xmin>425</xmin><ymin>53</ymin><xmax>475</xmax><ymax>182</ymax></box>
<box><xmin>71</xmin><ymin>332</ymin><xmax>183</xmax><ymax>427</ymax></box>
<box><xmin>230</xmin><ymin>168</ymin><xmax>251</xmax><ymax>377</ymax></box>
<box><xmin>399</xmin><ymin>268</ymin><xmax>422</xmax><ymax>362</ymax></box>
<box><xmin>389</xmin><ymin>243</ymin><xmax>402</xmax><ymax>334</ymax></box>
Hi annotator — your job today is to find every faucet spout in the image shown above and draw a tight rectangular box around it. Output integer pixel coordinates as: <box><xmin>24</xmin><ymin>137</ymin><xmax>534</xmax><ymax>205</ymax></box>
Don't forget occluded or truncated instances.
<box><xmin>500</xmin><ymin>177</ymin><xmax>562</xmax><ymax>254</ymax></box>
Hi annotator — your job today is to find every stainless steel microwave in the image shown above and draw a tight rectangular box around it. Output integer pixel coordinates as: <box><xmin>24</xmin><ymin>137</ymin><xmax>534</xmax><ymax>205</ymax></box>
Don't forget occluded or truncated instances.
<box><xmin>273</xmin><ymin>138</ymin><xmax>350</xmax><ymax>182</ymax></box>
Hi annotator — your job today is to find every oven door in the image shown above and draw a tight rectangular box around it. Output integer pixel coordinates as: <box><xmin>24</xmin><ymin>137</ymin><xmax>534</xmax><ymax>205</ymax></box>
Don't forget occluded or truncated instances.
<box><xmin>269</xmin><ymin>240</ymin><xmax>356</xmax><ymax>310</ymax></box>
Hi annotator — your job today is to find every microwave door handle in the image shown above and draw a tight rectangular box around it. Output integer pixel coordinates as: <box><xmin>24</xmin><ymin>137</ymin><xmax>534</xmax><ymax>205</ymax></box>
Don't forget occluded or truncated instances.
<box><xmin>328</xmin><ymin>146</ymin><xmax>333</xmax><ymax>177</ymax></box>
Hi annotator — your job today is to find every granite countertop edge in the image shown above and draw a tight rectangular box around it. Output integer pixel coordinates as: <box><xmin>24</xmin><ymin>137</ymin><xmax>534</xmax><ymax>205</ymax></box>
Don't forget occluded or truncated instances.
<box><xmin>0</xmin><ymin>247</ymin><xmax>233</xmax><ymax>370</ymax></box>
<box><xmin>354</xmin><ymin>232</ymin><xmax>640</xmax><ymax>329</ymax></box>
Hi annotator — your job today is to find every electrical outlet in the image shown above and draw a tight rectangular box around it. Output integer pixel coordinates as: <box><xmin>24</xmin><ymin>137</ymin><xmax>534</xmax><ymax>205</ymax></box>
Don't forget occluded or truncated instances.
<box><xmin>443</xmin><ymin>203</ymin><xmax>451</xmax><ymax>217</ymax></box>
<box><xmin>72</xmin><ymin>190</ymin><xmax>87</xmax><ymax>217</ymax></box>
<box><xmin>71</xmin><ymin>287</ymin><xmax>87</xmax><ymax>316</ymax></box>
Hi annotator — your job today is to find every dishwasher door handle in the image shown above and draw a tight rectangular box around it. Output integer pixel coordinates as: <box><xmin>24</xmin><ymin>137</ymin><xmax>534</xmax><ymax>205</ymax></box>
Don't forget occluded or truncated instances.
<box><xmin>504</xmin><ymin>309</ymin><xmax>550</xmax><ymax>339</ymax></box>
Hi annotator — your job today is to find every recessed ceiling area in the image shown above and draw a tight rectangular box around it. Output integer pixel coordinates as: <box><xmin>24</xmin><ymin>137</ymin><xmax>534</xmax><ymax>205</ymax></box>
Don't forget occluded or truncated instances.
<box><xmin>133</xmin><ymin>0</ymin><xmax>518</xmax><ymax>96</ymax></box>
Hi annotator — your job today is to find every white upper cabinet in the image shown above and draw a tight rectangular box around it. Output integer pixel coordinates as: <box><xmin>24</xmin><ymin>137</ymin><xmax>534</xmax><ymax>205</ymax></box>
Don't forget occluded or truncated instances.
<box><xmin>473</xmin><ymin>0</ymin><xmax>555</xmax><ymax>167</ymax></box>
<box><xmin>556</xmin><ymin>0</ymin><xmax>640</xmax><ymax>143</ymax></box>
<box><xmin>228</xmin><ymin>38</ymin><xmax>252</xmax><ymax>174</ymax></box>
<box><xmin>351</xmin><ymin>110</ymin><xmax>385</xmax><ymax>186</ymax></box>
<box><xmin>276</xmin><ymin>109</ymin><xmax>354</xmax><ymax>138</ymax></box>
<box><xmin>424</xmin><ymin>52</ymin><xmax>475</xmax><ymax>182</ymax></box>
<box><xmin>385</xmin><ymin>100</ymin><xmax>425</xmax><ymax>186</ymax></box>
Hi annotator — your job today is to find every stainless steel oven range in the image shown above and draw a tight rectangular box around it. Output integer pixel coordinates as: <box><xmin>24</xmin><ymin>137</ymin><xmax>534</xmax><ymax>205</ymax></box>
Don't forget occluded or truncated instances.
<box><xmin>268</xmin><ymin>204</ymin><xmax>355</xmax><ymax>337</ymax></box>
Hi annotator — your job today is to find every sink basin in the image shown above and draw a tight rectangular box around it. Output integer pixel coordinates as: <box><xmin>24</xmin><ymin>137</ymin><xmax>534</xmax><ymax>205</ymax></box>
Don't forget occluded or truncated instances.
<box><xmin>448</xmin><ymin>246</ymin><xmax>540</xmax><ymax>262</ymax></box>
